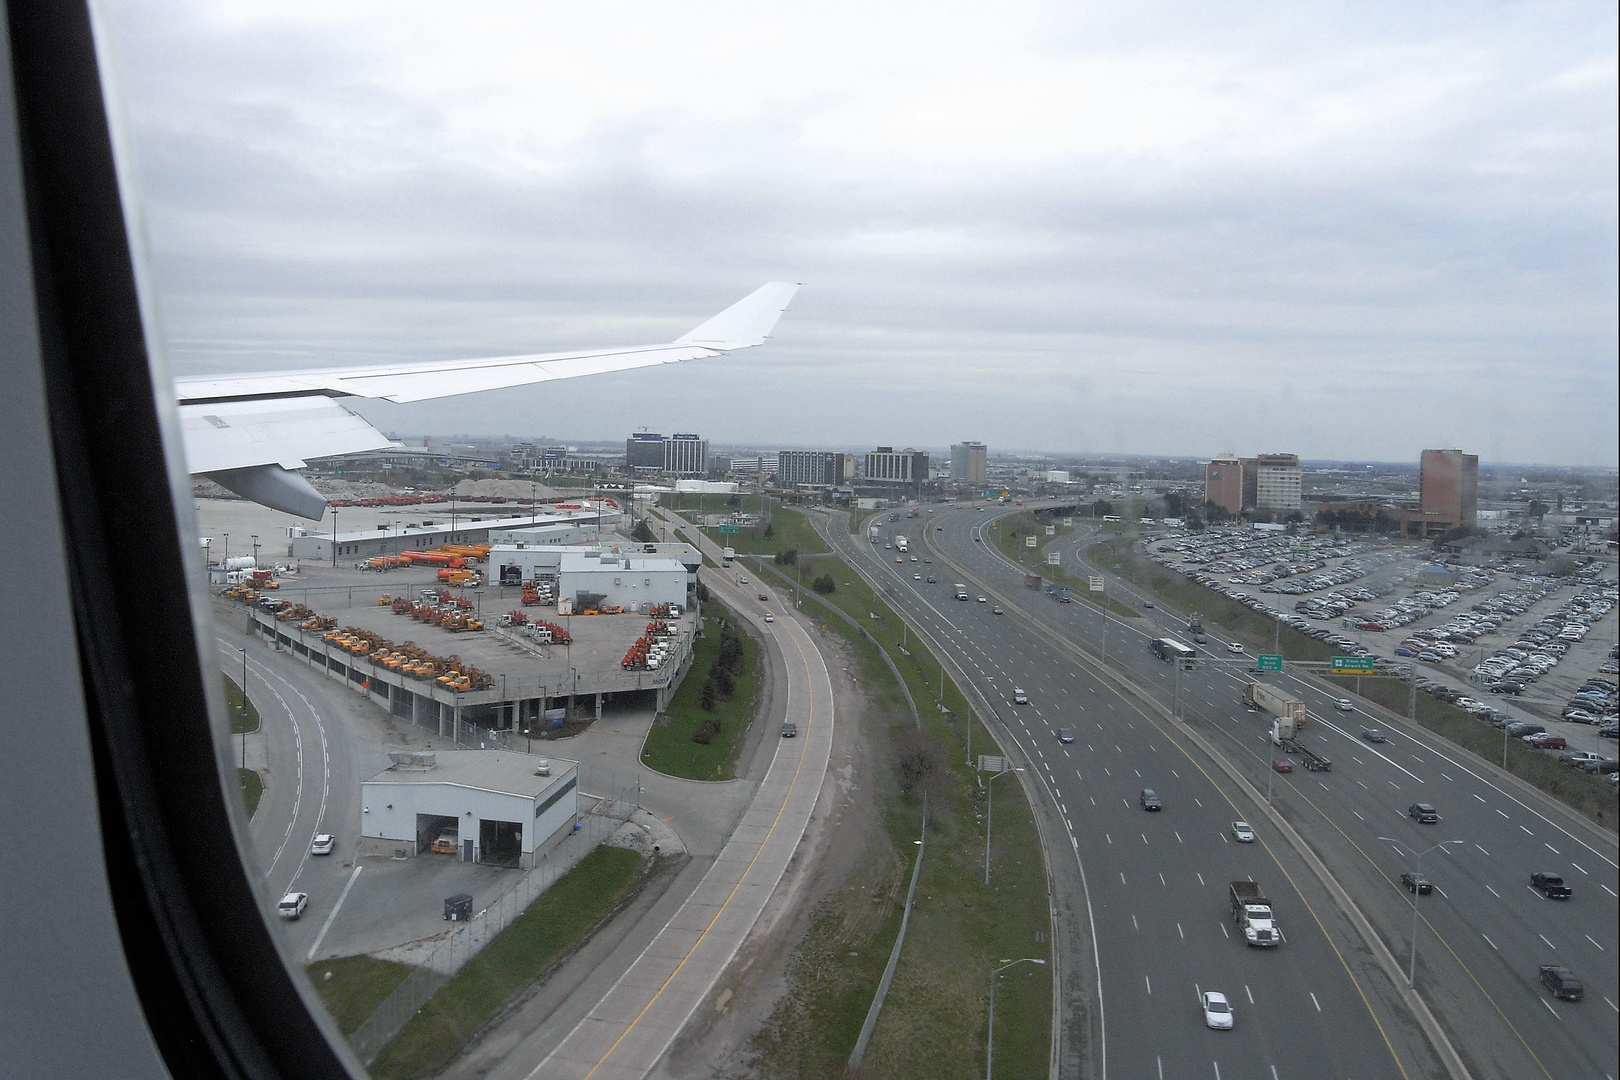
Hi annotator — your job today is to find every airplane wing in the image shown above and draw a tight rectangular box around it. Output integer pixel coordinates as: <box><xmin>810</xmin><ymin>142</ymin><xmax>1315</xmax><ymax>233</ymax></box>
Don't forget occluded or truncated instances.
<box><xmin>175</xmin><ymin>282</ymin><xmax>798</xmax><ymax>519</ymax></box>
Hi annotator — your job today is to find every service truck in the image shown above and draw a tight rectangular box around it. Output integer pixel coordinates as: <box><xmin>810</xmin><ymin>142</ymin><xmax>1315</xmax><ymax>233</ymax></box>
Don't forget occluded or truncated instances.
<box><xmin>722</xmin><ymin>547</ymin><xmax>735</xmax><ymax>567</ymax></box>
<box><xmin>1025</xmin><ymin>573</ymin><xmax>1043</xmax><ymax>589</ymax></box>
<box><xmin>954</xmin><ymin>583</ymin><xmax>970</xmax><ymax>601</ymax></box>
<box><xmin>894</xmin><ymin>535</ymin><xmax>909</xmax><ymax>553</ymax></box>
<box><xmin>868</xmin><ymin>525</ymin><xmax>880</xmax><ymax>543</ymax></box>
<box><xmin>1229</xmin><ymin>881</ymin><xmax>1280</xmax><ymax>946</ymax></box>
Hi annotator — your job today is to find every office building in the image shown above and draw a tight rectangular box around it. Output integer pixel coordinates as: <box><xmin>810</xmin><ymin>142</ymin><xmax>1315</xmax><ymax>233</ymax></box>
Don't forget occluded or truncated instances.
<box><xmin>1420</xmin><ymin>449</ymin><xmax>1479</xmax><ymax>530</ymax></box>
<box><xmin>624</xmin><ymin>432</ymin><xmax>709</xmax><ymax>478</ymax></box>
<box><xmin>1204</xmin><ymin>456</ymin><xmax>1245</xmax><ymax>516</ymax></box>
<box><xmin>950</xmin><ymin>441</ymin><xmax>988</xmax><ymax>486</ymax></box>
<box><xmin>777</xmin><ymin>450</ymin><xmax>853</xmax><ymax>487</ymax></box>
<box><xmin>864</xmin><ymin>447</ymin><xmax>930</xmax><ymax>487</ymax></box>
<box><xmin>1252</xmin><ymin>453</ymin><xmax>1302</xmax><ymax>512</ymax></box>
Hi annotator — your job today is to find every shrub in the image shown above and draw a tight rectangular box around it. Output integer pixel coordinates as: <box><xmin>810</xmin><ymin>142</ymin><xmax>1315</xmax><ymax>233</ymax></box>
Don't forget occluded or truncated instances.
<box><xmin>691</xmin><ymin>720</ymin><xmax>719</xmax><ymax>744</ymax></box>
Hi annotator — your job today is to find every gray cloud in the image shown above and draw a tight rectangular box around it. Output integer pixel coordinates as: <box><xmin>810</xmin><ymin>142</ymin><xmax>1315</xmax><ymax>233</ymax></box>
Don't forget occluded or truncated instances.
<box><xmin>103</xmin><ymin>1</ymin><xmax>1617</xmax><ymax>466</ymax></box>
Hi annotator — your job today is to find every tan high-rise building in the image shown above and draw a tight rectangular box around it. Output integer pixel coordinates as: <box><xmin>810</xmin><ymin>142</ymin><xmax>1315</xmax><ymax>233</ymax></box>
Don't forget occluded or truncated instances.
<box><xmin>951</xmin><ymin>441</ymin><xmax>987</xmax><ymax>487</ymax></box>
<box><xmin>1204</xmin><ymin>456</ymin><xmax>1244</xmax><ymax>516</ymax></box>
<box><xmin>1420</xmin><ymin>449</ymin><xmax>1479</xmax><ymax>529</ymax></box>
<box><xmin>1253</xmin><ymin>453</ymin><xmax>1302</xmax><ymax>512</ymax></box>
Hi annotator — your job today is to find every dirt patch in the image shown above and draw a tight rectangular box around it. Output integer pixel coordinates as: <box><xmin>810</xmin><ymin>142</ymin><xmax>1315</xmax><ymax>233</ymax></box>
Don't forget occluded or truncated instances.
<box><xmin>656</xmin><ymin>628</ymin><xmax>902</xmax><ymax>1080</ymax></box>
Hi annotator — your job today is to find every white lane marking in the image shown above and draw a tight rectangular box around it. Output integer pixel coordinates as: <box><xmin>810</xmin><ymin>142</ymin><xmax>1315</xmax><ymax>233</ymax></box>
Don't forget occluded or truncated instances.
<box><xmin>1482</xmin><ymin>933</ymin><xmax>1497</xmax><ymax>950</ymax></box>
<box><xmin>1476</xmin><ymin>844</ymin><xmax>1490</xmax><ymax>856</ymax></box>
<box><xmin>307</xmin><ymin>864</ymin><xmax>363</xmax><ymax>962</ymax></box>
<box><xmin>1544</xmin><ymin>843</ymin><xmax>1560</xmax><ymax>854</ymax></box>
<box><xmin>1486</xmin><ymin>885</ymin><xmax>1500</xmax><ymax>898</ymax></box>
<box><xmin>1177</xmin><ymin>923</ymin><xmax>1184</xmax><ymax>939</ymax></box>
<box><xmin>1519</xmin><ymin>825</ymin><xmax>1534</xmax><ymax>835</ymax></box>
<box><xmin>1472</xmin><ymin>793</ymin><xmax>1487</xmax><ymax>803</ymax></box>
<box><xmin>1352</xmin><ymin>810</ymin><xmax>1365</xmax><ymax>821</ymax></box>
<box><xmin>1197</xmin><ymin>873</ymin><xmax>1205</xmax><ymax>886</ymax></box>
<box><xmin>1603</xmin><ymin>884</ymin><xmax>1617</xmax><ymax>898</ymax></box>
<box><xmin>1586</xmin><ymin>935</ymin><xmax>1604</xmax><ymax>951</ymax></box>
<box><xmin>1221</xmin><ymin>922</ymin><xmax>1229</xmax><ymax>939</ymax></box>
<box><xmin>1133</xmin><ymin>914</ymin><xmax>1139</xmax><ymax>932</ymax></box>
<box><xmin>1245</xmin><ymin>985</ymin><xmax>1254</xmax><ymax>1004</ymax></box>
<box><xmin>1539</xmin><ymin>934</ymin><xmax>1556</xmax><ymax>949</ymax></box>
<box><xmin>1310</xmin><ymin>992</ymin><xmax>1321</xmax><ymax>1012</ymax></box>
<box><xmin>1175</xmin><ymin>831</ymin><xmax>1183</xmax><ymax>844</ymax></box>
<box><xmin>1145</xmin><ymin>974</ymin><xmax>1152</xmax><ymax>995</ymax></box>
<box><xmin>1541</xmin><ymin>998</ymin><xmax>1558</xmax><ymax>1019</ymax></box>
<box><xmin>1571</xmin><ymin>862</ymin><xmax>1586</xmax><ymax>875</ymax></box>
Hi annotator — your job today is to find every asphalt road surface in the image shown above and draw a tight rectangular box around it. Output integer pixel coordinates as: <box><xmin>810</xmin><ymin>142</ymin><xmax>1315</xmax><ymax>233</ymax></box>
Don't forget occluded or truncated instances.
<box><xmin>865</xmin><ymin>505</ymin><xmax>1617</xmax><ymax>1080</ymax></box>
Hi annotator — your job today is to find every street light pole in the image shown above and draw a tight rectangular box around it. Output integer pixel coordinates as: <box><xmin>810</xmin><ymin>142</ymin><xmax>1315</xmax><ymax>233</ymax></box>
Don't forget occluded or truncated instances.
<box><xmin>987</xmin><ymin>957</ymin><xmax>1046</xmax><ymax>1080</ymax></box>
<box><xmin>1378</xmin><ymin>836</ymin><xmax>1464</xmax><ymax>988</ymax></box>
<box><xmin>983</xmin><ymin>766</ymin><xmax>1024</xmax><ymax>886</ymax></box>
<box><xmin>330</xmin><ymin>506</ymin><xmax>339</xmax><ymax>569</ymax></box>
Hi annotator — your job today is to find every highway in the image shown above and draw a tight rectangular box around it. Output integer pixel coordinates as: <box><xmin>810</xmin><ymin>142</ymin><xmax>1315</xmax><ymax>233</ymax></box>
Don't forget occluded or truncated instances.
<box><xmin>860</xmin><ymin>504</ymin><xmax>1617</xmax><ymax>1080</ymax></box>
<box><xmin>821</xmin><ymin>509</ymin><xmax>1438</xmax><ymax>1080</ymax></box>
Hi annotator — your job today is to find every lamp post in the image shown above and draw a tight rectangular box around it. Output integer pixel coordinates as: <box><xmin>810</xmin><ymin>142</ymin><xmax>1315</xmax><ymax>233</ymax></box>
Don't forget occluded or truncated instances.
<box><xmin>250</xmin><ymin>534</ymin><xmax>260</xmax><ymax>571</ymax></box>
<box><xmin>1377</xmin><ymin>836</ymin><xmax>1465</xmax><ymax>988</ymax></box>
<box><xmin>330</xmin><ymin>506</ymin><xmax>339</xmax><ymax>569</ymax></box>
<box><xmin>984</xmin><ymin>766</ymin><xmax>1024</xmax><ymax>886</ymax></box>
<box><xmin>239</xmin><ymin>646</ymin><xmax>249</xmax><ymax>771</ymax></box>
<box><xmin>986</xmin><ymin>957</ymin><xmax>1046</xmax><ymax>1080</ymax></box>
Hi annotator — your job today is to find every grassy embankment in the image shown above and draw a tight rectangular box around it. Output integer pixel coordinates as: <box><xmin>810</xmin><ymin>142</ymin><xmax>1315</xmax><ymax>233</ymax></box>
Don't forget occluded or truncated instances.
<box><xmin>739</xmin><ymin>508</ymin><xmax>1051</xmax><ymax>1079</ymax></box>
<box><xmin>358</xmin><ymin>845</ymin><xmax>646</xmax><ymax>1080</ymax></box>
<box><xmin>307</xmin><ymin>956</ymin><xmax>415</xmax><ymax>1034</ymax></box>
<box><xmin>223</xmin><ymin>674</ymin><xmax>263</xmax><ymax>818</ymax></box>
<box><xmin>988</xmin><ymin>511</ymin><xmax>1139</xmax><ymax>620</ymax></box>
<box><xmin>1089</xmin><ymin>536</ymin><xmax>1619</xmax><ymax>830</ymax></box>
<box><xmin>641</xmin><ymin>598</ymin><xmax>762</xmax><ymax>780</ymax></box>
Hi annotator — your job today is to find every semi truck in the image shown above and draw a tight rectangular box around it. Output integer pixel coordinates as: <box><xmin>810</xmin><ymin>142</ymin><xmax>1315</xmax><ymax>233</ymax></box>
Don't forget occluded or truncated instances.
<box><xmin>894</xmin><ymin>535</ymin><xmax>909</xmax><ymax>552</ymax></box>
<box><xmin>1025</xmin><ymin>573</ymin><xmax>1042</xmax><ymax>589</ymax></box>
<box><xmin>722</xmin><ymin>547</ymin><xmax>735</xmax><ymax>566</ymax></box>
<box><xmin>1229</xmin><ymin>881</ymin><xmax>1280</xmax><ymax>947</ymax></box>
<box><xmin>868</xmin><ymin>525</ymin><xmax>880</xmax><ymax>543</ymax></box>
<box><xmin>1244</xmin><ymin>682</ymin><xmax>1307</xmax><ymax>731</ymax></box>
<box><xmin>954</xmin><ymin>583</ymin><xmax>970</xmax><ymax>600</ymax></box>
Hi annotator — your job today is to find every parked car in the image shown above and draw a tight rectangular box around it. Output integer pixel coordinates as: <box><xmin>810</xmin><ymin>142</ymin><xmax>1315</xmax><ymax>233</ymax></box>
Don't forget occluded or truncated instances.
<box><xmin>1525</xmin><ymin>734</ymin><xmax>1566</xmax><ymax>749</ymax></box>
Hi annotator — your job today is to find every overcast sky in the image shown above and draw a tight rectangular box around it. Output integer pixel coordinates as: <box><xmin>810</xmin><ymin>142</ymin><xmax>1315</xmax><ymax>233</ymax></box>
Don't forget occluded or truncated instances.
<box><xmin>102</xmin><ymin>1</ymin><xmax>1617</xmax><ymax>466</ymax></box>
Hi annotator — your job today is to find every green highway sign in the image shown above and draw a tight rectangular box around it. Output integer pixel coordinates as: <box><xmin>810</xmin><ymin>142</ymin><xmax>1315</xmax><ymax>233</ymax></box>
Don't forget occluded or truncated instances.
<box><xmin>1256</xmin><ymin>654</ymin><xmax>1283</xmax><ymax>672</ymax></box>
<box><xmin>1331</xmin><ymin>656</ymin><xmax>1377</xmax><ymax>673</ymax></box>
<box><xmin>716</xmin><ymin>524</ymin><xmax>739</xmax><ymax>533</ymax></box>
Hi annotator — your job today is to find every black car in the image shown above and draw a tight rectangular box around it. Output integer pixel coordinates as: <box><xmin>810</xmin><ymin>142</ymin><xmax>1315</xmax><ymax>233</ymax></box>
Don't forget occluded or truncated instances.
<box><xmin>1540</xmin><ymin>965</ymin><xmax>1584</xmax><ymax>1001</ymax></box>
<box><xmin>1139</xmin><ymin>788</ymin><xmax>1162</xmax><ymax>811</ymax></box>
<box><xmin>781</xmin><ymin>722</ymin><xmax>797</xmax><ymax>738</ymax></box>
<box><xmin>1400</xmin><ymin>872</ymin><xmax>1432</xmax><ymax>895</ymax></box>
<box><xmin>1409</xmin><ymin>802</ymin><xmax>1439</xmax><ymax>823</ymax></box>
<box><xmin>1530</xmin><ymin>873</ymin><xmax>1572</xmax><ymax>899</ymax></box>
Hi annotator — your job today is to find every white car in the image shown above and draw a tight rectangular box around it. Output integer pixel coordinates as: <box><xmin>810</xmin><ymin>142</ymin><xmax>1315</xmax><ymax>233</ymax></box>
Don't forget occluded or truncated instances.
<box><xmin>1202</xmin><ymin>991</ymin><xmax>1234</xmax><ymax>1029</ymax></box>
<box><xmin>277</xmin><ymin>892</ymin><xmax>309</xmax><ymax>920</ymax></box>
<box><xmin>1334</xmin><ymin>698</ymin><xmax>1354</xmax><ymax>712</ymax></box>
<box><xmin>738</xmin><ymin>576</ymin><xmax>749</xmax><ymax>584</ymax></box>
<box><xmin>1013</xmin><ymin>688</ymin><xmax>1028</xmax><ymax>704</ymax></box>
<box><xmin>310</xmin><ymin>833</ymin><xmax>335</xmax><ymax>856</ymax></box>
<box><xmin>1231</xmin><ymin>821</ymin><xmax>1255</xmax><ymax>843</ymax></box>
<box><xmin>763</xmin><ymin>612</ymin><xmax>774</xmax><ymax>623</ymax></box>
<box><xmin>1226</xmin><ymin>642</ymin><xmax>1244</xmax><ymax>655</ymax></box>
<box><xmin>977</xmin><ymin>595</ymin><xmax>988</xmax><ymax>603</ymax></box>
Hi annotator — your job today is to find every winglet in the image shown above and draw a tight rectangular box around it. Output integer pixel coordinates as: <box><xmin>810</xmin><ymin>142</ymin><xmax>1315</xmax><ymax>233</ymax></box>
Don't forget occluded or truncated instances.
<box><xmin>676</xmin><ymin>282</ymin><xmax>799</xmax><ymax>350</ymax></box>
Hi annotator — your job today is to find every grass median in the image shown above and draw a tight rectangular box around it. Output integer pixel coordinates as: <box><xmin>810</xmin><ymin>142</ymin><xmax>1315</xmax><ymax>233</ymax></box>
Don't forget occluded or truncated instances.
<box><xmin>745</xmin><ymin>551</ymin><xmax>1052</xmax><ymax>1080</ymax></box>
<box><xmin>641</xmin><ymin>598</ymin><xmax>761</xmax><ymax>780</ymax></box>
<box><xmin>307</xmin><ymin>955</ymin><xmax>414</xmax><ymax>1034</ymax></box>
<box><xmin>366</xmin><ymin>845</ymin><xmax>646</xmax><ymax>1080</ymax></box>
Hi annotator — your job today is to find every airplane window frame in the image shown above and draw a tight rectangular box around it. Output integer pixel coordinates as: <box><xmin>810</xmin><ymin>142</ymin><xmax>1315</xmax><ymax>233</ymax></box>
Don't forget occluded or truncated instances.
<box><xmin>9</xmin><ymin>2</ymin><xmax>365</xmax><ymax>1076</ymax></box>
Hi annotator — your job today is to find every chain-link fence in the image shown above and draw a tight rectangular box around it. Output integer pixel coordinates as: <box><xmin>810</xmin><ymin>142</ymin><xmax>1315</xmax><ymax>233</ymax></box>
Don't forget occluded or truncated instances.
<box><xmin>348</xmin><ymin>768</ymin><xmax>642</xmax><ymax>1064</ymax></box>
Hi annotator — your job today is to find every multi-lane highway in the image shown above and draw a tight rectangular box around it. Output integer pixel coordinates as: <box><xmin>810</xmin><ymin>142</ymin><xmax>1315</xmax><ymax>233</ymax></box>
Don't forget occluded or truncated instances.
<box><xmin>824</xmin><ymin>505</ymin><xmax>1618</xmax><ymax>1080</ymax></box>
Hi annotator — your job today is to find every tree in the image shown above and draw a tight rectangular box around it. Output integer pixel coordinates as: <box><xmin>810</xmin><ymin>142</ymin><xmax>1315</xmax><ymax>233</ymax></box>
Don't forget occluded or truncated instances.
<box><xmin>1316</xmin><ymin>509</ymin><xmax>1338</xmax><ymax>528</ymax></box>
<box><xmin>727</xmin><ymin>494</ymin><xmax>741</xmax><ymax>507</ymax></box>
<box><xmin>763</xmin><ymin>522</ymin><xmax>775</xmax><ymax>539</ymax></box>
<box><xmin>797</xmin><ymin>553</ymin><xmax>816</xmax><ymax>578</ymax></box>
<box><xmin>699</xmin><ymin>679</ymin><xmax>717</xmax><ymax>712</ymax></box>
<box><xmin>812</xmin><ymin>573</ymin><xmax>837</xmax><ymax>594</ymax></box>
<box><xmin>1092</xmin><ymin>498</ymin><xmax>1113</xmax><ymax>518</ymax></box>
<box><xmin>1203</xmin><ymin>502</ymin><xmax>1231</xmax><ymax>524</ymax></box>
<box><xmin>1186</xmin><ymin>510</ymin><xmax>1206</xmax><ymax>532</ymax></box>
<box><xmin>712</xmin><ymin>665</ymin><xmax>735</xmax><ymax>697</ymax></box>
<box><xmin>1284</xmin><ymin>510</ymin><xmax>1305</xmax><ymax>524</ymax></box>
<box><xmin>630</xmin><ymin>519</ymin><xmax>657</xmax><ymax>543</ymax></box>
<box><xmin>1163</xmin><ymin>492</ymin><xmax>1185</xmax><ymax>517</ymax></box>
<box><xmin>773</xmin><ymin>547</ymin><xmax>798</xmax><ymax>566</ymax></box>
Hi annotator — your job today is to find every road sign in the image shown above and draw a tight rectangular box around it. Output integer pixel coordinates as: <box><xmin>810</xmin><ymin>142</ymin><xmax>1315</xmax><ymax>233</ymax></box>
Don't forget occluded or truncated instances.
<box><xmin>1088</xmin><ymin>576</ymin><xmax>1105</xmax><ymax>592</ymax></box>
<box><xmin>1046</xmin><ymin>551</ymin><xmax>1061</xmax><ymax>565</ymax></box>
<box><xmin>716</xmin><ymin>524</ymin><xmax>738</xmax><ymax>533</ymax></box>
<box><xmin>1256</xmin><ymin>654</ymin><xmax>1283</xmax><ymax>672</ymax></box>
<box><xmin>1025</xmin><ymin>536</ymin><xmax>1037</xmax><ymax>548</ymax></box>
<box><xmin>977</xmin><ymin>755</ymin><xmax>1008</xmax><ymax>774</ymax></box>
<box><xmin>1331</xmin><ymin>656</ymin><xmax>1377</xmax><ymax>674</ymax></box>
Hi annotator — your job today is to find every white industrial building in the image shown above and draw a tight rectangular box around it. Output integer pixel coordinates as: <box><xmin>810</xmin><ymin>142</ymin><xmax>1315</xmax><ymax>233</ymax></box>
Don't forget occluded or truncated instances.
<box><xmin>557</xmin><ymin>550</ymin><xmax>690</xmax><ymax>612</ymax></box>
<box><xmin>289</xmin><ymin>508</ymin><xmax>611</xmax><ymax>563</ymax></box>
<box><xmin>358</xmin><ymin>749</ymin><xmax>580</xmax><ymax>868</ymax></box>
<box><xmin>489</xmin><ymin>541</ymin><xmax>700</xmax><ymax>597</ymax></box>
<box><xmin>486</xmin><ymin>521</ymin><xmax>601</xmax><ymax>547</ymax></box>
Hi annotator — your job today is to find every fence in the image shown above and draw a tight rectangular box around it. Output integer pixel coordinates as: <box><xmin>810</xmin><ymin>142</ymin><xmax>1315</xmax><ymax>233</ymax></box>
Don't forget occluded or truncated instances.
<box><xmin>347</xmin><ymin>768</ymin><xmax>642</xmax><ymax>1064</ymax></box>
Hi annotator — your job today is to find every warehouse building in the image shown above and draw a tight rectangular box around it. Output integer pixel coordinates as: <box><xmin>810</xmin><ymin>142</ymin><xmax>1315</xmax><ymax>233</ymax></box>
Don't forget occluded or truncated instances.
<box><xmin>289</xmin><ymin>508</ymin><xmax>612</xmax><ymax>563</ymax></box>
<box><xmin>358</xmin><ymin>749</ymin><xmax>580</xmax><ymax>868</ymax></box>
<box><xmin>490</xmin><ymin>541</ymin><xmax>700</xmax><ymax>598</ymax></box>
<box><xmin>557</xmin><ymin>550</ymin><xmax>690</xmax><ymax>612</ymax></box>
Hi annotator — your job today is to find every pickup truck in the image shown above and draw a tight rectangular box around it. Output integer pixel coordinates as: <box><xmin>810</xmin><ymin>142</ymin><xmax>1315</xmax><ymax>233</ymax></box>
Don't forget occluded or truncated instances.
<box><xmin>1530</xmin><ymin>872</ymin><xmax>1573</xmax><ymax>900</ymax></box>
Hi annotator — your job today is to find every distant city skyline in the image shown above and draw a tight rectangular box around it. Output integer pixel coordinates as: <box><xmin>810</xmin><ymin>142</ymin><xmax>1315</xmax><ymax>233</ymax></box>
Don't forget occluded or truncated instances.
<box><xmin>107</xmin><ymin>3</ymin><xmax>1617</xmax><ymax>466</ymax></box>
